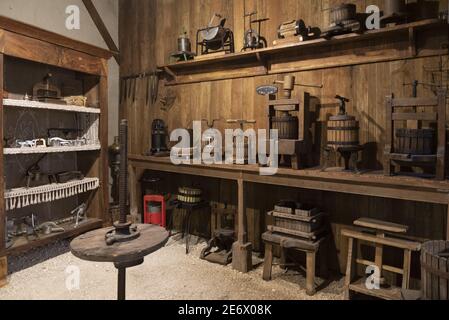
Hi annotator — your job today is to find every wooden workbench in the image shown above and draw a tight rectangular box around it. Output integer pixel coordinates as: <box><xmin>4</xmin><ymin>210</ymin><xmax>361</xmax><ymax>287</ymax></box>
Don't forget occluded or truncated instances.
<box><xmin>129</xmin><ymin>154</ymin><xmax>449</xmax><ymax>273</ymax></box>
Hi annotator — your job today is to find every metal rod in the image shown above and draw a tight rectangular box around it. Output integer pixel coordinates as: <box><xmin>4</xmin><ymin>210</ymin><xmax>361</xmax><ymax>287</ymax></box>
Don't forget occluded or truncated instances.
<box><xmin>119</xmin><ymin>120</ymin><xmax>128</xmax><ymax>225</ymax></box>
<box><xmin>117</xmin><ymin>268</ymin><xmax>126</xmax><ymax>301</ymax></box>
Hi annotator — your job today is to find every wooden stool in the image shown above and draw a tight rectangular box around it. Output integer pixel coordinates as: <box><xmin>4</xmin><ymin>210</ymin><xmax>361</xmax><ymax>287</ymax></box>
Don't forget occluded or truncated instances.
<box><xmin>342</xmin><ymin>218</ymin><xmax>421</xmax><ymax>300</ymax></box>
<box><xmin>262</xmin><ymin>231</ymin><xmax>327</xmax><ymax>296</ymax></box>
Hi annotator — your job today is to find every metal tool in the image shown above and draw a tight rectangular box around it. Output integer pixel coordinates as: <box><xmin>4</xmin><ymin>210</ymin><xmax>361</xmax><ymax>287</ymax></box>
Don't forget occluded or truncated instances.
<box><xmin>242</xmin><ymin>11</ymin><xmax>269</xmax><ymax>51</ymax></box>
<box><xmin>197</xmin><ymin>13</ymin><xmax>235</xmax><ymax>55</ymax></box>
<box><xmin>33</xmin><ymin>73</ymin><xmax>65</xmax><ymax>105</ymax></box>
<box><xmin>37</xmin><ymin>222</ymin><xmax>65</xmax><ymax>235</ymax></box>
<box><xmin>105</xmin><ymin>120</ymin><xmax>140</xmax><ymax>246</ymax></box>
<box><xmin>277</xmin><ymin>20</ymin><xmax>321</xmax><ymax>42</ymax></box>
<box><xmin>71</xmin><ymin>203</ymin><xmax>87</xmax><ymax>227</ymax></box>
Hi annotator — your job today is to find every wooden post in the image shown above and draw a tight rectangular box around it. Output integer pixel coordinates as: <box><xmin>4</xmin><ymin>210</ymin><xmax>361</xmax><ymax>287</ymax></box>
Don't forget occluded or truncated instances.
<box><xmin>0</xmin><ymin>53</ymin><xmax>5</xmax><ymax>253</ymax></box>
<box><xmin>446</xmin><ymin>203</ymin><xmax>449</xmax><ymax>241</ymax></box>
<box><xmin>436</xmin><ymin>89</ymin><xmax>446</xmax><ymax>181</ymax></box>
<box><xmin>344</xmin><ymin>237</ymin><xmax>356</xmax><ymax>300</ymax></box>
<box><xmin>232</xmin><ymin>178</ymin><xmax>253</xmax><ymax>273</ymax></box>
<box><xmin>0</xmin><ymin>257</ymin><xmax>6</xmax><ymax>288</ymax></box>
<box><xmin>384</xmin><ymin>95</ymin><xmax>393</xmax><ymax>176</ymax></box>
<box><xmin>306</xmin><ymin>251</ymin><xmax>316</xmax><ymax>296</ymax></box>
<box><xmin>0</xmin><ymin>54</ymin><xmax>5</xmax><ymax>276</ymax></box>
<box><xmin>402</xmin><ymin>249</ymin><xmax>412</xmax><ymax>290</ymax></box>
<box><xmin>262</xmin><ymin>243</ymin><xmax>273</xmax><ymax>281</ymax></box>
<box><xmin>129</xmin><ymin>165</ymin><xmax>141</xmax><ymax>223</ymax></box>
<box><xmin>99</xmin><ymin>75</ymin><xmax>109</xmax><ymax>223</ymax></box>
<box><xmin>0</xmin><ymin>54</ymin><xmax>5</xmax><ymax>289</ymax></box>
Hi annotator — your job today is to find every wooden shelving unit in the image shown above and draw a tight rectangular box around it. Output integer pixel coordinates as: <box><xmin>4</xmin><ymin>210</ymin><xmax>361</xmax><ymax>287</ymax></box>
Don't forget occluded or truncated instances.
<box><xmin>159</xmin><ymin>19</ymin><xmax>448</xmax><ymax>86</ymax></box>
<box><xmin>0</xmin><ymin>16</ymin><xmax>111</xmax><ymax>285</ymax></box>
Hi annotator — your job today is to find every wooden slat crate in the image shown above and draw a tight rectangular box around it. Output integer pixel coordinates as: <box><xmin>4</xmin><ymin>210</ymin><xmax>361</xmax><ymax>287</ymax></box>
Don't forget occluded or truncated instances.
<box><xmin>268</xmin><ymin>211</ymin><xmax>324</xmax><ymax>233</ymax></box>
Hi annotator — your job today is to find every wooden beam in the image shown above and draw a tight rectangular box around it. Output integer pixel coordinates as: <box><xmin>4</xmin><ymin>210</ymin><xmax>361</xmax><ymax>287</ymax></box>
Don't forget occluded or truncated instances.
<box><xmin>0</xmin><ymin>53</ymin><xmax>4</xmax><ymax>254</ymax></box>
<box><xmin>0</xmin><ymin>15</ymin><xmax>111</xmax><ymax>59</ymax></box>
<box><xmin>0</xmin><ymin>257</ymin><xmax>6</xmax><ymax>288</ymax></box>
<box><xmin>82</xmin><ymin>0</ymin><xmax>120</xmax><ymax>64</ymax></box>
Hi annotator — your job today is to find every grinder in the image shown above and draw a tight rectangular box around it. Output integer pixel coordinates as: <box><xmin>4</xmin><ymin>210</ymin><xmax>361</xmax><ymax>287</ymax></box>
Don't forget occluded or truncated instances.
<box><xmin>150</xmin><ymin>119</ymin><xmax>169</xmax><ymax>156</ymax></box>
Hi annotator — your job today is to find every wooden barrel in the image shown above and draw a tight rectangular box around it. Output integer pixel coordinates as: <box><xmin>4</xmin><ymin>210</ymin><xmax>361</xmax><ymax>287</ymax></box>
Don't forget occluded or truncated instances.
<box><xmin>272</xmin><ymin>116</ymin><xmax>298</xmax><ymax>140</ymax></box>
<box><xmin>421</xmin><ymin>241</ymin><xmax>449</xmax><ymax>300</ymax></box>
<box><xmin>178</xmin><ymin>187</ymin><xmax>202</xmax><ymax>204</ymax></box>
<box><xmin>327</xmin><ymin>115</ymin><xmax>359</xmax><ymax>148</ymax></box>
<box><xmin>395</xmin><ymin>128</ymin><xmax>435</xmax><ymax>155</ymax></box>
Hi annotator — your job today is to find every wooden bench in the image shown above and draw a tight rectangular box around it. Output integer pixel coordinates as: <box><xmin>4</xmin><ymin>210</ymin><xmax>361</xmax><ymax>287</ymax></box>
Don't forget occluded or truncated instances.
<box><xmin>262</xmin><ymin>231</ymin><xmax>327</xmax><ymax>296</ymax></box>
<box><xmin>342</xmin><ymin>218</ymin><xmax>421</xmax><ymax>300</ymax></box>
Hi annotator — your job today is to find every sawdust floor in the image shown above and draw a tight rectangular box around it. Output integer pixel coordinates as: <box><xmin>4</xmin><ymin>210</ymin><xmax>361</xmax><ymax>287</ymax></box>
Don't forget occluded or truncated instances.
<box><xmin>0</xmin><ymin>235</ymin><xmax>345</xmax><ymax>300</ymax></box>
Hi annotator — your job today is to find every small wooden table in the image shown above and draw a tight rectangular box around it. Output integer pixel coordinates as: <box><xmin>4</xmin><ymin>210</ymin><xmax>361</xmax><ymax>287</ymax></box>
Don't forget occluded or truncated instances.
<box><xmin>71</xmin><ymin>224</ymin><xmax>169</xmax><ymax>300</ymax></box>
<box><xmin>262</xmin><ymin>231</ymin><xmax>327</xmax><ymax>296</ymax></box>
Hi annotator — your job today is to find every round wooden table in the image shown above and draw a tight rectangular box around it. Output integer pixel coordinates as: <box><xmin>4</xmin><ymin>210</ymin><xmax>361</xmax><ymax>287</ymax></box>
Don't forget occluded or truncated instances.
<box><xmin>71</xmin><ymin>224</ymin><xmax>169</xmax><ymax>300</ymax></box>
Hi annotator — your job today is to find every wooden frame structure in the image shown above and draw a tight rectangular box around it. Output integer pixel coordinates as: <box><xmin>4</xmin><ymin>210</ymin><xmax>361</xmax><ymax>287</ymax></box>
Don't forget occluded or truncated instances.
<box><xmin>267</xmin><ymin>92</ymin><xmax>311</xmax><ymax>170</ymax></box>
<box><xmin>342</xmin><ymin>218</ymin><xmax>421</xmax><ymax>300</ymax></box>
<box><xmin>128</xmin><ymin>155</ymin><xmax>449</xmax><ymax>273</ymax></box>
<box><xmin>0</xmin><ymin>16</ymin><xmax>111</xmax><ymax>286</ymax></box>
<box><xmin>384</xmin><ymin>89</ymin><xmax>447</xmax><ymax>180</ymax></box>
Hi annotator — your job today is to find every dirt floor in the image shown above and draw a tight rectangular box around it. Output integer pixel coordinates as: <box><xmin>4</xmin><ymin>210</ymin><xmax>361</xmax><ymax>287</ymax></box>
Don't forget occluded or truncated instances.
<box><xmin>0</xmin><ymin>236</ymin><xmax>345</xmax><ymax>300</ymax></box>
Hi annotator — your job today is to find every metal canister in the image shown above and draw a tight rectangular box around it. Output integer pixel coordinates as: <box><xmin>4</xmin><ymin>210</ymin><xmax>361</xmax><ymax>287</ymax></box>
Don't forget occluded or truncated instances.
<box><xmin>178</xmin><ymin>33</ymin><xmax>192</xmax><ymax>53</ymax></box>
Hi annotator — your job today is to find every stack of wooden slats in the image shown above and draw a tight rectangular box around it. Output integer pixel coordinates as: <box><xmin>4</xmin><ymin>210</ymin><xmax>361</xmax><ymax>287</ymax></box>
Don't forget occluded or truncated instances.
<box><xmin>267</xmin><ymin>201</ymin><xmax>326</xmax><ymax>242</ymax></box>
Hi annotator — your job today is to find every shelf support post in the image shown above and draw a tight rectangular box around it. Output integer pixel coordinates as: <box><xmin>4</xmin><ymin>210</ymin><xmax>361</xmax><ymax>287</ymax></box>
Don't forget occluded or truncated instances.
<box><xmin>232</xmin><ymin>178</ymin><xmax>253</xmax><ymax>273</ymax></box>
<box><xmin>0</xmin><ymin>53</ymin><xmax>5</xmax><ymax>254</ymax></box>
<box><xmin>0</xmin><ymin>53</ymin><xmax>5</xmax><ymax>288</ymax></box>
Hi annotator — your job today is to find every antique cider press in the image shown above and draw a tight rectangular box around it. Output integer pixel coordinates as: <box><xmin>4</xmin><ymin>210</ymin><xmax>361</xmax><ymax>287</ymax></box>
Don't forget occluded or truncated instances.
<box><xmin>324</xmin><ymin>95</ymin><xmax>363</xmax><ymax>172</ymax></box>
<box><xmin>262</xmin><ymin>75</ymin><xmax>321</xmax><ymax>169</ymax></box>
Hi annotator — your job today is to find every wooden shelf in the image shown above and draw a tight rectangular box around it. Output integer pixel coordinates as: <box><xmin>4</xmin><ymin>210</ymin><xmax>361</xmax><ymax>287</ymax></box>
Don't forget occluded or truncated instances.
<box><xmin>4</xmin><ymin>145</ymin><xmax>101</xmax><ymax>155</ymax></box>
<box><xmin>129</xmin><ymin>155</ymin><xmax>449</xmax><ymax>205</ymax></box>
<box><xmin>159</xmin><ymin>19</ymin><xmax>448</xmax><ymax>85</ymax></box>
<box><xmin>3</xmin><ymin>99</ymin><xmax>101</xmax><ymax>114</ymax></box>
<box><xmin>3</xmin><ymin>218</ymin><xmax>103</xmax><ymax>256</ymax></box>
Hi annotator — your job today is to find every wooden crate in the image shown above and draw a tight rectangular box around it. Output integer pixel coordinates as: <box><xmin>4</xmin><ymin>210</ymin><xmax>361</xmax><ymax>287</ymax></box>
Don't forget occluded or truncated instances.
<box><xmin>269</xmin><ymin>211</ymin><xmax>324</xmax><ymax>233</ymax></box>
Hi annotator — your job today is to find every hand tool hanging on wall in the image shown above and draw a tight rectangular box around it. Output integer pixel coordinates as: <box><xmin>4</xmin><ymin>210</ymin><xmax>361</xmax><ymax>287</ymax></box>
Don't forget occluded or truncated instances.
<box><xmin>120</xmin><ymin>70</ymin><xmax>161</xmax><ymax>108</ymax></box>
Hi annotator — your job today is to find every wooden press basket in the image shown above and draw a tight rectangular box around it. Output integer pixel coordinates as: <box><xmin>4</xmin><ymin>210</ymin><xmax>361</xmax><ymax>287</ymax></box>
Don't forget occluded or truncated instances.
<box><xmin>271</xmin><ymin>115</ymin><xmax>299</xmax><ymax>140</ymax></box>
<box><xmin>395</xmin><ymin>128</ymin><xmax>436</xmax><ymax>155</ymax></box>
<box><xmin>421</xmin><ymin>241</ymin><xmax>449</xmax><ymax>300</ymax></box>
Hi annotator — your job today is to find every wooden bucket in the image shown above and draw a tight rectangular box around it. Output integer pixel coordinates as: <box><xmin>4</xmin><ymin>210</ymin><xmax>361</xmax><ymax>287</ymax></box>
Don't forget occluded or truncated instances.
<box><xmin>327</xmin><ymin>115</ymin><xmax>359</xmax><ymax>148</ymax></box>
<box><xmin>421</xmin><ymin>241</ymin><xmax>449</xmax><ymax>300</ymax></box>
<box><xmin>272</xmin><ymin>116</ymin><xmax>298</xmax><ymax>140</ymax></box>
<box><xmin>395</xmin><ymin>128</ymin><xmax>435</xmax><ymax>155</ymax></box>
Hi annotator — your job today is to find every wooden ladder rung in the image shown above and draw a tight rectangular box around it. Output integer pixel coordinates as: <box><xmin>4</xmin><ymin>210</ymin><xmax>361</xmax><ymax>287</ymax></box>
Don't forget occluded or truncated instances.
<box><xmin>356</xmin><ymin>259</ymin><xmax>404</xmax><ymax>275</ymax></box>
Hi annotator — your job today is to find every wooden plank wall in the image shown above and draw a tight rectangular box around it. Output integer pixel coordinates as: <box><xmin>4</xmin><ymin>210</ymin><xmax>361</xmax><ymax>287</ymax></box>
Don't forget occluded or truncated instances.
<box><xmin>120</xmin><ymin>0</ymin><xmax>449</xmax><ymax>263</ymax></box>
